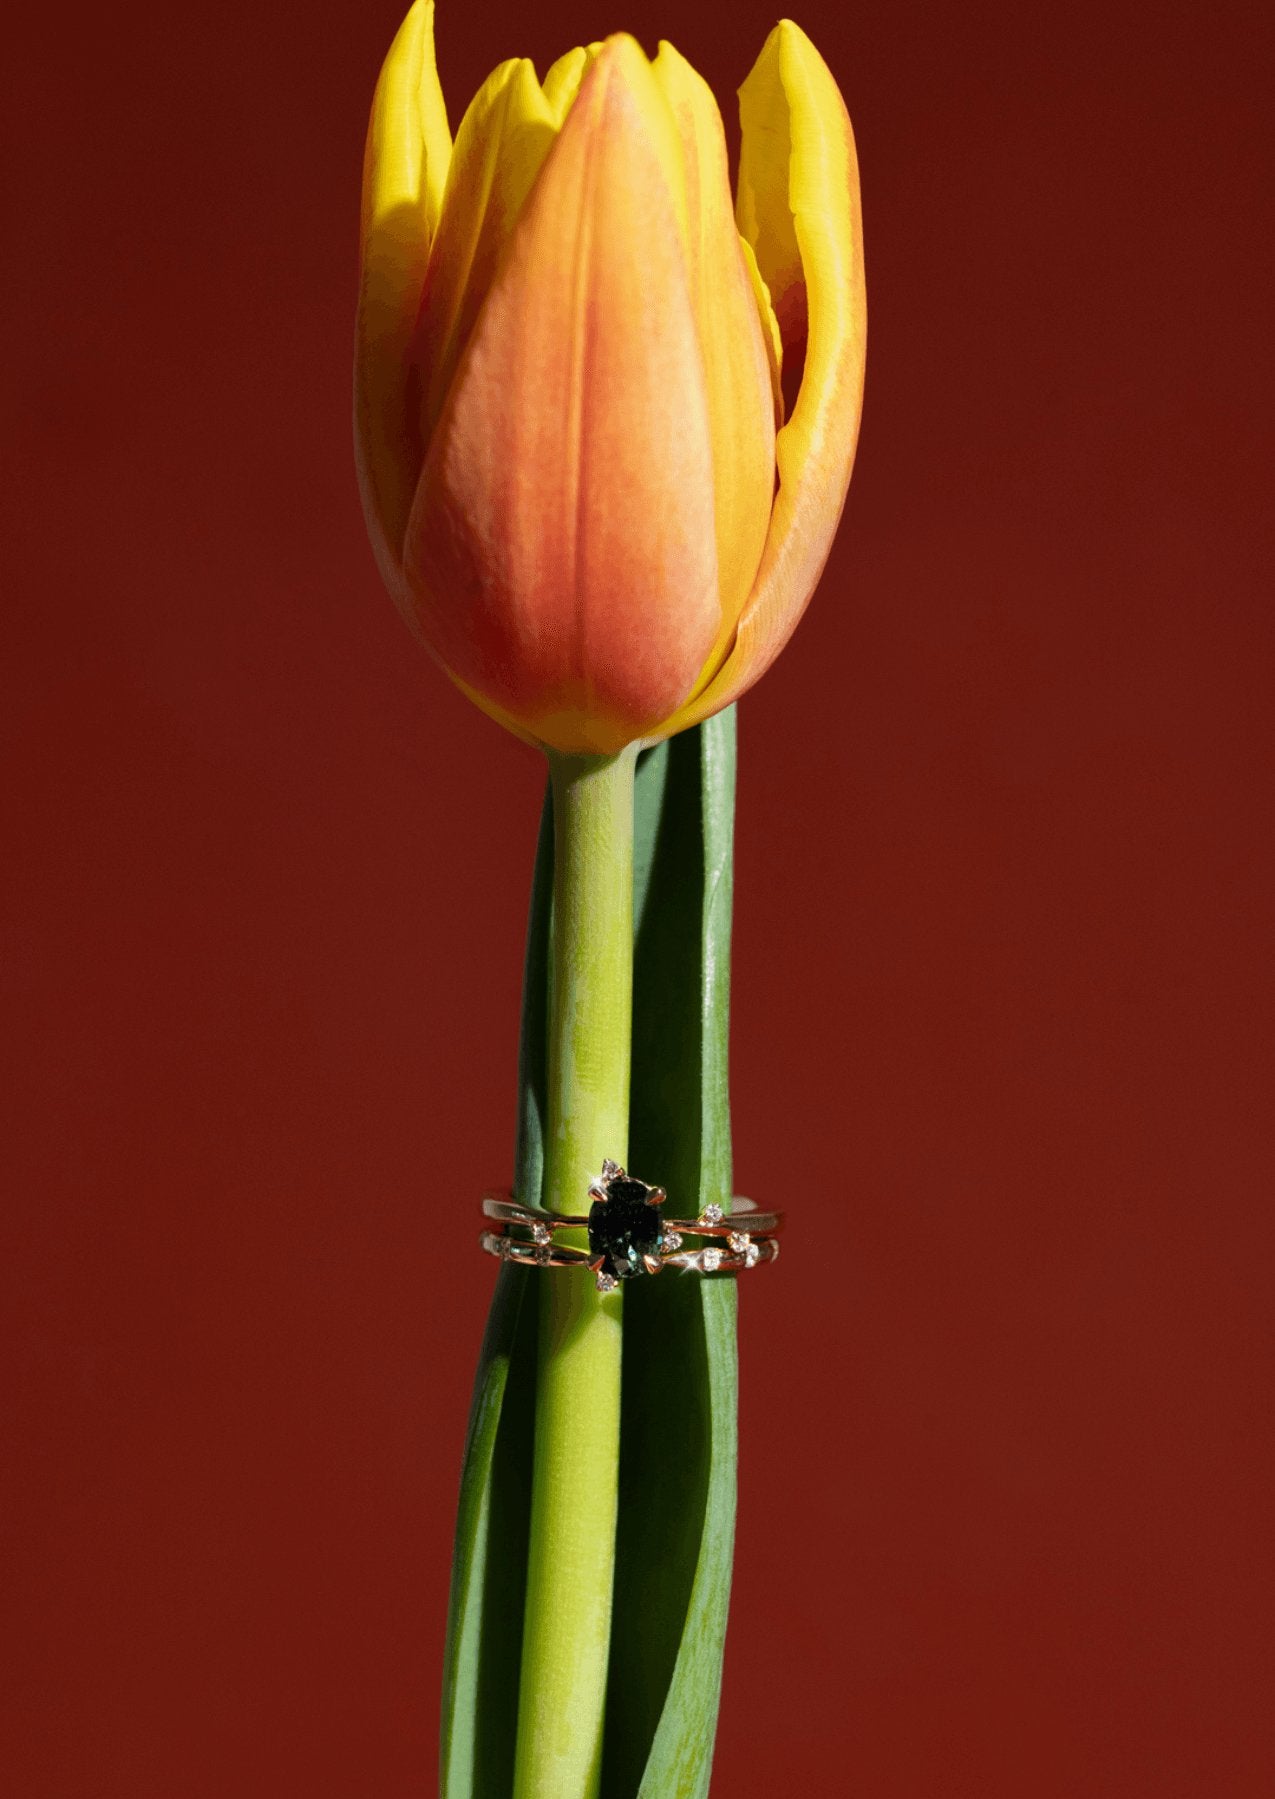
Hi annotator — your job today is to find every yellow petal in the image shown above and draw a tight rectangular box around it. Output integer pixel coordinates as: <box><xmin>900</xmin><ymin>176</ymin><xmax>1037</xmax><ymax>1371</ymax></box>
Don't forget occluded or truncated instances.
<box><xmin>354</xmin><ymin>0</ymin><xmax>452</xmax><ymax>592</ymax></box>
<box><xmin>666</xmin><ymin>19</ymin><xmax>866</xmax><ymax>734</ymax></box>
<box><xmin>651</xmin><ymin>42</ymin><xmax>776</xmax><ymax>669</ymax></box>
<box><xmin>414</xmin><ymin>59</ymin><xmax>558</xmax><ymax>454</ymax></box>
<box><xmin>739</xmin><ymin>234</ymin><xmax>784</xmax><ymax>424</ymax></box>
<box><xmin>541</xmin><ymin>43</ymin><xmax>604</xmax><ymax>124</ymax></box>
<box><xmin>402</xmin><ymin>37</ymin><xmax>721</xmax><ymax>754</ymax></box>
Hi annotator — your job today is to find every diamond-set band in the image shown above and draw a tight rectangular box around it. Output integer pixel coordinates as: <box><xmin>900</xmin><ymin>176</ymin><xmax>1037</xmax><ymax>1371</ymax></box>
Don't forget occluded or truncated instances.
<box><xmin>480</xmin><ymin>1162</ymin><xmax>782</xmax><ymax>1290</ymax></box>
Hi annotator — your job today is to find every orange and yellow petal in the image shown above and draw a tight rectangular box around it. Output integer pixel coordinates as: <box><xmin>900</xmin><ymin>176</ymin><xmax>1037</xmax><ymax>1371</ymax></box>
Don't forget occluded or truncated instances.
<box><xmin>667</xmin><ymin>19</ymin><xmax>866</xmax><ymax>734</ymax></box>
<box><xmin>651</xmin><ymin>41</ymin><xmax>776</xmax><ymax>663</ymax></box>
<box><xmin>413</xmin><ymin>58</ymin><xmax>559</xmax><ymax>454</ymax></box>
<box><xmin>402</xmin><ymin>37</ymin><xmax>721</xmax><ymax>755</ymax></box>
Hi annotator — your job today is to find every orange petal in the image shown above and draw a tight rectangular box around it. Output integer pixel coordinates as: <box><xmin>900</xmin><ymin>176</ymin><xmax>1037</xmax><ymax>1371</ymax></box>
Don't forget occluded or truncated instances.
<box><xmin>403</xmin><ymin>37</ymin><xmax>721</xmax><ymax>755</ymax></box>
<box><xmin>666</xmin><ymin>19</ymin><xmax>866</xmax><ymax>734</ymax></box>
<box><xmin>651</xmin><ymin>43</ymin><xmax>775</xmax><ymax>647</ymax></box>
<box><xmin>354</xmin><ymin>0</ymin><xmax>451</xmax><ymax>596</ymax></box>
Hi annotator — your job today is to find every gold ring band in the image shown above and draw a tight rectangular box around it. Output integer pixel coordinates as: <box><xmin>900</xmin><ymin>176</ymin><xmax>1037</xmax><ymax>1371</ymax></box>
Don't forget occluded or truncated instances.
<box><xmin>480</xmin><ymin>1167</ymin><xmax>783</xmax><ymax>1291</ymax></box>
<box><xmin>482</xmin><ymin>1193</ymin><xmax>784</xmax><ymax>1238</ymax></box>
<box><xmin>480</xmin><ymin>1226</ymin><xmax>780</xmax><ymax>1275</ymax></box>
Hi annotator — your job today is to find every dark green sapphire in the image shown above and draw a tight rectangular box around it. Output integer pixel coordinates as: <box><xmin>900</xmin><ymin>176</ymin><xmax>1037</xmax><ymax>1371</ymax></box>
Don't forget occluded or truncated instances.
<box><xmin>587</xmin><ymin>1175</ymin><xmax>664</xmax><ymax>1280</ymax></box>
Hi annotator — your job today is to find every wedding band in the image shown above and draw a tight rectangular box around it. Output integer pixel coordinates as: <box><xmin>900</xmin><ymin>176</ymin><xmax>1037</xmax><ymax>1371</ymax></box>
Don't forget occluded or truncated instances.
<box><xmin>479</xmin><ymin>1159</ymin><xmax>783</xmax><ymax>1292</ymax></box>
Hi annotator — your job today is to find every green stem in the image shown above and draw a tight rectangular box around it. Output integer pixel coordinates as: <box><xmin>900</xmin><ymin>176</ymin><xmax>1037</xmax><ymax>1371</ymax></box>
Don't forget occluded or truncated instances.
<box><xmin>513</xmin><ymin>744</ymin><xmax>638</xmax><ymax>1799</ymax></box>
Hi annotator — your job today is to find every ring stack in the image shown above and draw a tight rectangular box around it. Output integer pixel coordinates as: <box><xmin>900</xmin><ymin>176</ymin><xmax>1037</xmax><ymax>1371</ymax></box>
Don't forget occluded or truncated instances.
<box><xmin>480</xmin><ymin>1159</ymin><xmax>783</xmax><ymax>1292</ymax></box>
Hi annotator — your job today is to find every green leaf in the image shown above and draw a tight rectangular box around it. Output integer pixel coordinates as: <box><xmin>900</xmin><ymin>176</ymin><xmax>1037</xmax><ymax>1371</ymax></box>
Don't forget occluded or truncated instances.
<box><xmin>602</xmin><ymin>708</ymin><xmax>739</xmax><ymax>1799</ymax></box>
<box><xmin>439</xmin><ymin>797</ymin><xmax>552</xmax><ymax>1799</ymax></box>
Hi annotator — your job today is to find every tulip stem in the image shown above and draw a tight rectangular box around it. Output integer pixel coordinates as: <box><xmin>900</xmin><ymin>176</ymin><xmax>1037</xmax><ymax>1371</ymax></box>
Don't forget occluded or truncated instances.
<box><xmin>514</xmin><ymin>743</ymin><xmax>638</xmax><ymax>1799</ymax></box>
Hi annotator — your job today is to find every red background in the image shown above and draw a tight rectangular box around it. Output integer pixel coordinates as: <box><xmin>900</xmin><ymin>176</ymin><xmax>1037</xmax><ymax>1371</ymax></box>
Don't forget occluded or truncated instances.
<box><xmin>3</xmin><ymin>0</ymin><xmax>1271</xmax><ymax>1792</ymax></box>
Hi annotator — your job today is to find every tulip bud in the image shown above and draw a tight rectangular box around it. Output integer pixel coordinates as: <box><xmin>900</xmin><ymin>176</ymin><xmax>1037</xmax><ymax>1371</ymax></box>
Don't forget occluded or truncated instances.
<box><xmin>355</xmin><ymin>5</ymin><xmax>865</xmax><ymax>754</ymax></box>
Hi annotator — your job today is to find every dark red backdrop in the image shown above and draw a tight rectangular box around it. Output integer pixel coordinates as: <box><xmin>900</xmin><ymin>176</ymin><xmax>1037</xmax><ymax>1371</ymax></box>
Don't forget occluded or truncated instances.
<box><xmin>3</xmin><ymin>0</ymin><xmax>1271</xmax><ymax>1792</ymax></box>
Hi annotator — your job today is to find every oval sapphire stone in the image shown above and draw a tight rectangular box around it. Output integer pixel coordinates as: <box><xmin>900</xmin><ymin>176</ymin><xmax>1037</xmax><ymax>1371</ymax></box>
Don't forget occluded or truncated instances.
<box><xmin>588</xmin><ymin>1175</ymin><xmax>663</xmax><ymax>1280</ymax></box>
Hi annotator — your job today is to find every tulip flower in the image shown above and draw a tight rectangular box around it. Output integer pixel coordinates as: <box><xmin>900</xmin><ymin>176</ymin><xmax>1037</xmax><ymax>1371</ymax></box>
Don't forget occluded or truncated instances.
<box><xmin>355</xmin><ymin>2</ymin><xmax>865</xmax><ymax>754</ymax></box>
<box><xmin>356</xmin><ymin>12</ymin><xmax>865</xmax><ymax>1796</ymax></box>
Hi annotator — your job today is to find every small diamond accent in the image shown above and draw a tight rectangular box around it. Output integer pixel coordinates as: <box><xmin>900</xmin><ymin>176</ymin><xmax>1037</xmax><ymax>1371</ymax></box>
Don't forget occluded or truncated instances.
<box><xmin>596</xmin><ymin>1271</ymin><xmax>619</xmax><ymax>1294</ymax></box>
<box><xmin>600</xmin><ymin>1159</ymin><xmax>622</xmax><ymax>1181</ymax></box>
<box><xmin>699</xmin><ymin>1246</ymin><xmax>723</xmax><ymax>1273</ymax></box>
<box><xmin>531</xmin><ymin>1220</ymin><xmax>552</xmax><ymax>1246</ymax></box>
<box><xmin>534</xmin><ymin>1245</ymin><xmax>552</xmax><ymax>1266</ymax></box>
<box><xmin>727</xmin><ymin>1230</ymin><xmax>750</xmax><ymax>1254</ymax></box>
<box><xmin>744</xmin><ymin>1241</ymin><xmax>761</xmax><ymax>1268</ymax></box>
<box><xmin>662</xmin><ymin>1229</ymin><xmax>683</xmax><ymax>1255</ymax></box>
<box><xmin>699</xmin><ymin>1203</ymin><xmax>724</xmax><ymax>1226</ymax></box>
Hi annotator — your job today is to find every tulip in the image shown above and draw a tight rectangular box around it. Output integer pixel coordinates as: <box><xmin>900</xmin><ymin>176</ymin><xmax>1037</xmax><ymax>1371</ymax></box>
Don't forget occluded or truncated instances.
<box><xmin>356</xmin><ymin>12</ymin><xmax>865</xmax><ymax>1795</ymax></box>
<box><xmin>355</xmin><ymin>2</ymin><xmax>865</xmax><ymax>755</ymax></box>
